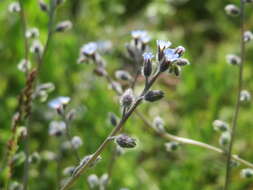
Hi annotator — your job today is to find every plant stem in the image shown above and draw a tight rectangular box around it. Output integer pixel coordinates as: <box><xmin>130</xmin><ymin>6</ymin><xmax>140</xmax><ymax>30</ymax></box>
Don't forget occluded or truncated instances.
<box><xmin>135</xmin><ymin>111</ymin><xmax>253</xmax><ymax>169</ymax></box>
<box><xmin>60</xmin><ymin>72</ymin><xmax>161</xmax><ymax>190</ymax></box>
<box><xmin>224</xmin><ymin>1</ymin><xmax>245</xmax><ymax>190</ymax></box>
<box><xmin>63</xmin><ymin>118</ymin><xmax>81</xmax><ymax>163</ymax></box>
<box><xmin>104</xmin><ymin>68</ymin><xmax>253</xmax><ymax>169</ymax></box>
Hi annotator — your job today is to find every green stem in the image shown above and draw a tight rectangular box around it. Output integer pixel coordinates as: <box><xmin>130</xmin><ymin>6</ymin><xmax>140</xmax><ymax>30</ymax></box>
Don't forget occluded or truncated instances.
<box><xmin>224</xmin><ymin>1</ymin><xmax>245</xmax><ymax>189</ymax></box>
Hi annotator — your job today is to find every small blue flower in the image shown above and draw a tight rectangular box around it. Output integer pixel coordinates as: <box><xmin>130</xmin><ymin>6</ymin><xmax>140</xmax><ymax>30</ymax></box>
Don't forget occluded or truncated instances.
<box><xmin>131</xmin><ymin>30</ymin><xmax>147</xmax><ymax>39</ymax></box>
<box><xmin>81</xmin><ymin>42</ymin><xmax>97</xmax><ymax>55</ymax></box>
<box><xmin>48</xmin><ymin>96</ymin><xmax>71</xmax><ymax>109</ymax></box>
<box><xmin>143</xmin><ymin>52</ymin><xmax>154</xmax><ymax>61</ymax></box>
<box><xmin>164</xmin><ymin>49</ymin><xmax>179</xmax><ymax>62</ymax></box>
<box><xmin>140</xmin><ymin>34</ymin><xmax>151</xmax><ymax>44</ymax></box>
<box><xmin>156</xmin><ymin>40</ymin><xmax>172</xmax><ymax>50</ymax></box>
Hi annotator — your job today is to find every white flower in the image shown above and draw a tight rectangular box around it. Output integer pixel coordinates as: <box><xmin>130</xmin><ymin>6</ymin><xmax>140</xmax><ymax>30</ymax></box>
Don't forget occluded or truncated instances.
<box><xmin>48</xmin><ymin>96</ymin><xmax>71</xmax><ymax>109</ymax></box>
<box><xmin>55</xmin><ymin>20</ymin><xmax>73</xmax><ymax>32</ymax></box>
<box><xmin>81</xmin><ymin>42</ymin><xmax>97</xmax><ymax>56</ymax></box>
<box><xmin>226</xmin><ymin>54</ymin><xmax>241</xmax><ymax>65</ymax></box>
<box><xmin>156</xmin><ymin>40</ymin><xmax>172</xmax><ymax>50</ymax></box>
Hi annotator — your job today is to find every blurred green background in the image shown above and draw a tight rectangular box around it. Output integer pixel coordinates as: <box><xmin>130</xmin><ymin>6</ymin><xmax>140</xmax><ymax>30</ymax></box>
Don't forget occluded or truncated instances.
<box><xmin>1</xmin><ymin>0</ymin><xmax>253</xmax><ymax>189</ymax></box>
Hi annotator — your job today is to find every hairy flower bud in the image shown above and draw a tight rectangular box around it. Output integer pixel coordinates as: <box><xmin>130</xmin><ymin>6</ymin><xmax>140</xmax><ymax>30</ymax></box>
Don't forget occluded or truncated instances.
<box><xmin>71</xmin><ymin>136</ymin><xmax>83</xmax><ymax>149</ymax></box>
<box><xmin>8</xmin><ymin>2</ymin><xmax>21</xmax><ymax>13</ymax></box>
<box><xmin>176</xmin><ymin>58</ymin><xmax>190</xmax><ymax>66</ymax></box>
<box><xmin>115</xmin><ymin>70</ymin><xmax>132</xmax><ymax>81</ymax></box>
<box><xmin>219</xmin><ymin>132</ymin><xmax>231</xmax><ymax>148</ymax></box>
<box><xmin>63</xmin><ymin>166</ymin><xmax>75</xmax><ymax>176</ymax></box>
<box><xmin>144</xmin><ymin>90</ymin><xmax>164</xmax><ymax>102</ymax></box>
<box><xmin>153</xmin><ymin>116</ymin><xmax>165</xmax><ymax>132</ymax></box>
<box><xmin>165</xmin><ymin>142</ymin><xmax>179</xmax><ymax>152</ymax></box>
<box><xmin>87</xmin><ymin>174</ymin><xmax>99</xmax><ymax>188</ymax></box>
<box><xmin>212</xmin><ymin>120</ymin><xmax>229</xmax><ymax>132</ymax></box>
<box><xmin>55</xmin><ymin>20</ymin><xmax>72</xmax><ymax>32</ymax></box>
<box><xmin>93</xmin><ymin>67</ymin><xmax>107</xmax><ymax>77</ymax></box>
<box><xmin>28</xmin><ymin>152</ymin><xmax>41</xmax><ymax>164</ymax></box>
<box><xmin>110</xmin><ymin>81</ymin><xmax>123</xmax><ymax>94</ymax></box>
<box><xmin>240</xmin><ymin>90</ymin><xmax>251</xmax><ymax>102</ymax></box>
<box><xmin>108</xmin><ymin>112</ymin><xmax>118</xmax><ymax>127</ymax></box>
<box><xmin>17</xmin><ymin>59</ymin><xmax>31</xmax><ymax>73</ymax></box>
<box><xmin>115</xmin><ymin>134</ymin><xmax>136</xmax><ymax>148</ymax></box>
<box><xmin>244</xmin><ymin>31</ymin><xmax>253</xmax><ymax>43</ymax></box>
<box><xmin>142</xmin><ymin>52</ymin><xmax>154</xmax><ymax>77</ymax></box>
<box><xmin>240</xmin><ymin>168</ymin><xmax>253</xmax><ymax>178</ymax></box>
<box><xmin>26</xmin><ymin>28</ymin><xmax>39</xmax><ymax>39</ymax></box>
<box><xmin>120</xmin><ymin>89</ymin><xmax>134</xmax><ymax>108</ymax></box>
<box><xmin>30</xmin><ymin>40</ymin><xmax>44</xmax><ymax>55</ymax></box>
<box><xmin>174</xmin><ymin>46</ymin><xmax>185</xmax><ymax>57</ymax></box>
<box><xmin>39</xmin><ymin>0</ymin><xmax>48</xmax><ymax>12</ymax></box>
<box><xmin>49</xmin><ymin>121</ymin><xmax>66</xmax><ymax>136</ymax></box>
<box><xmin>226</xmin><ymin>54</ymin><xmax>241</xmax><ymax>65</ymax></box>
<box><xmin>225</xmin><ymin>4</ymin><xmax>240</xmax><ymax>16</ymax></box>
<box><xmin>100</xmin><ymin>173</ymin><xmax>109</xmax><ymax>186</ymax></box>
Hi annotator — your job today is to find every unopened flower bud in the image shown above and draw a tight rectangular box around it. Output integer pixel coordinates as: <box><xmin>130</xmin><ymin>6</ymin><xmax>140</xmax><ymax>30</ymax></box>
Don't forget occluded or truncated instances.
<box><xmin>66</xmin><ymin>109</ymin><xmax>76</xmax><ymax>121</ymax></box>
<box><xmin>87</xmin><ymin>174</ymin><xmax>99</xmax><ymax>188</ymax></box>
<box><xmin>10</xmin><ymin>181</ymin><xmax>23</xmax><ymax>190</ymax></box>
<box><xmin>225</xmin><ymin>4</ymin><xmax>240</xmax><ymax>16</ymax></box>
<box><xmin>226</xmin><ymin>54</ymin><xmax>241</xmax><ymax>65</ymax></box>
<box><xmin>115</xmin><ymin>70</ymin><xmax>132</xmax><ymax>81</ymax></box>
<box><xmin>144</xmin><ymin>90</ymin><xmax>164</xmax><ymax>102</ymax></box>
<box><xmin>115</xmin><ymin>134</ymin><xmax>136</xmax><ymax>148</ymax></box>
<box><xmin>153</xmin><ymin>116</ymin><xmax>165</xmax><ymax>132</ymax></box>
<box><xmin>49</xmin><ymin>121</ymin><xmax>66</xmax><ymax>136</ymax></box>
<box><xmin>120</xmin><ymin>89</ymin><xmax>134</xmax><ymax>108</ymax></box>
<box><xmin>165</xmin><ymin>142</ymin><xmax>179</xmax><ymax>152</ymax></box>
<box><xmin>176</xmin><ymin>58</ymin><xmax>190</xmax><ymax>66</ymax></box>
<box><xmin>81</xmin><ymin>42</ymin><xmax>97</xmax><ymax>56</ymax></box>
<box><xmin>30</xmin><ymin>40</ymin><xmax>44</xmax><ymax>55</ymax></box>
<box><xmin>110</xmin><ymin>81</ymin><xmax>123</xmax><ymax>94</ymax></box>
<box><xmin>71</xmin><ymin>136</ymin><xmax>83</xmax><ymax>149</ymax></box>
<box><xmin>55</xmin><ymin>20</ymin><xmax>72</xmax><ymax>32</ymax></box>
<box><xmin>56</xmin><ymin>0</ymin><xmax>65</xmax><ymax>6</ymax></box>
<box><xmin>8</xmin><ymin>2</ymin><xmax>20</xmax><ymax>13</ymax></box>
<box><xmin>79</xmin><ymin>154</ymin><xmax>102</xmax><ymax>168</ymax></box>
<box><xmin>63</xmin><ymin>166</ymin><xmax>75</xmax><ymax>176</ymax></box>
<box><xmin>213</xmin><ymin>120</ymin><xmax>229</xmax><ymax>132</ymax></box>
<box><xmin>244</xmin><ymin>31</ymin><xmax>253</xmax><ymax>43</ymax></box>
<box><xmin>100</xmin><ymin>173</ymin><xmax>109</xmax><ymax>186</ymax></box>
<box><xmin>39</xmin><ymin>0</ymin><xmax>48</xmax><ymax>12</ymax></box>
<box><xmin>241</xmin><ymin>168</ymin><xmax>253</xmax><ymax>178</ymax></box>
<box><xmin>26</xmin><ymin>28</ymin><xmax>39</xmax><ymax>39</ymax></box>
<box><xmin>219</xmin><ymin>132</ymin><xmax>231</xmax><ymax>148</ymax></box>
<box><xmin>174</xmin><ymin>65</ymin><xmax>181</xmax><ymax>76</ymax></box>
<box><xmin>29</xmin><ymin>152</ymin><xmax>41</xmax><ymax>164</ymax></box>
<box><xmin>93</xmin><ymin>67</ymin><xmax>107</xmax><ymax>77</ymax></box>
<box><xmin>142</xmin><ymin>52</ymin><xmax>154</xmax><ymax>77</ymax></box>
<box><xmin>17</xmin><ymin>59</ymin><xmax>31</xmax><ymax>73</ymax></box>
<box><xmin>108</xmin><ymin>112</ymin><xmax>118</xmax><ymax>127</ymax></box>
<box><xmin>174</xmin><ymin>46</ymin><xmax>185</xmax><ymax>57</ymax></box>
<box><xmin>240</xmin><ymin>90</ymin><xmax>251</xmax><ymax>102</ymax></box>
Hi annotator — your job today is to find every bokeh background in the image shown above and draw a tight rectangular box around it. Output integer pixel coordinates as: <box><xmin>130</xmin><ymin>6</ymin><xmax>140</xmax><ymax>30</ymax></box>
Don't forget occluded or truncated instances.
<box><xmin>1</xmin><ymin>0</ymin><xmax>253</xmax><ymax>189</ymax></box>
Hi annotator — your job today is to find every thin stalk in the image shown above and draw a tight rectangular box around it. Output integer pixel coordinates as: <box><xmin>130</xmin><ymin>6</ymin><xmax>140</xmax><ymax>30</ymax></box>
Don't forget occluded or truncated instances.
<box><xmin>60</xmin><ymin>72</ymin><xmax>161</xmax><ymax>190</ymax></box>
<box><xmin>64</xmin><ymin>118</ymin><xmax>81</xmax><ymax>163</ymax></box>
<box><xmin>224</xmin><ymin>1</ymin><xmax>245</xmax><ymax>190</ymax></box>
<box><xmin>104</xmin><ymin>68</ymin><xmax>253</xmax><ymax>169</ymax></box>
<box><xmin>135</xmin><ymin>111</ymin><xmax>253</xmax><ymax>169</ymax></box>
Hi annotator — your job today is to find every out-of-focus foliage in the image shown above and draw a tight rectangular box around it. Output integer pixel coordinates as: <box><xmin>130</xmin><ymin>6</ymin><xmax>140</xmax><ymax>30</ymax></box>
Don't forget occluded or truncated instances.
<box><xmin>1</xmin><ymin>0</ymin><xmax>253</xmax><ymax>189</ymax></box>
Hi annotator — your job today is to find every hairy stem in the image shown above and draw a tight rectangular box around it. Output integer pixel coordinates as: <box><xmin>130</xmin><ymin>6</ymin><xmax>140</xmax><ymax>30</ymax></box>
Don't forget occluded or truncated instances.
<box><xmin>60</xmin><ymin>72</ymin><xmax>161</xmax><ymax>190</ymax></box>
<box><xmin>224</xmin><ymin>1</ymin><xmax>245</xmax><ymax>190</ymax></box>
